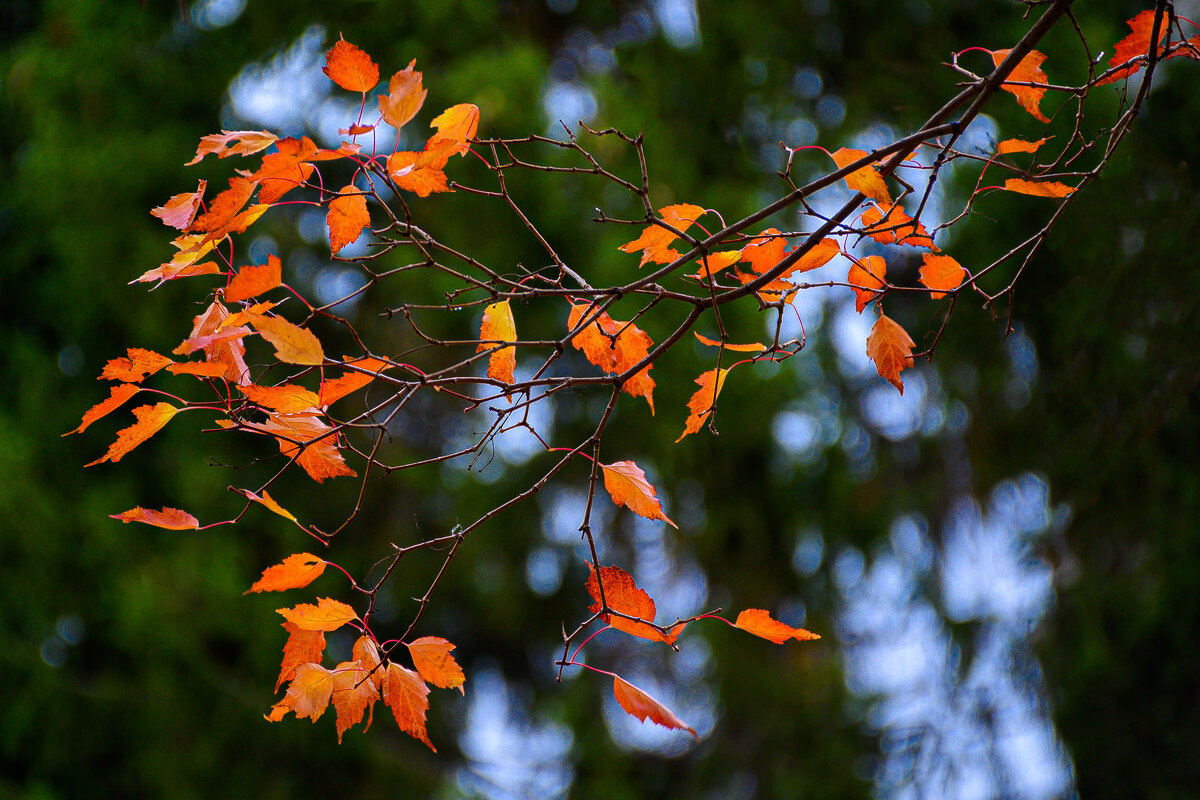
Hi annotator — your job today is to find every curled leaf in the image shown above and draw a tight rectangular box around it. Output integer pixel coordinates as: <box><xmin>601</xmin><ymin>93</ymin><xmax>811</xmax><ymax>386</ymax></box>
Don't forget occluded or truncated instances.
<box><xmin>734</xmin><ymin>608</ymin><xmax>820</xmax><ymax>644</ymax></box>
<box><xmin>676</xmin><ymin>368</ymin><xmax>728</xmax><ymax>443</ymax></box>
<box><xmin>866</xmin><ymin>312</ymin><xmax>915</xmax><ymax>394</ymax></box>
<box><xmin>151</xmin><ymin>180</ymin><xmax>206</xmax><ymax>230</ymax></box>
<box><xmin>477</xmin><ymin>299</ymin><xmax>517</xmax><ymax>386</ymax></box>
<box><xmin>185</xmin><ymin>130</ymin><xmax>277</xmax><ymax>165</ymax></box>
<box><xmin>85</xmin><ymin>403</ymin><xmax>180</xmax><ymax>467</ymax></box>
<box><xmin>407</xmin><ymin>637</ymin><xmax>466</xmax><ymax>694</ymax></box>
<box><xmin>586</xmin><ymin>564</ymin><xmax>684</xmax><ymax>645</ymax></box>
<box><xmin>109</xmin><ymin>506</ymin><xmax>199</xmax><ymax>531</ymax></box>
<box><xmin>601</xmin><ymin>460</ymin><xmax>677</xmax><ymax>528</ymax></box>
<box><xmin>612</xmin><ymin>676</ymin><xmax>697</xmax><ymax>739</ymax></box>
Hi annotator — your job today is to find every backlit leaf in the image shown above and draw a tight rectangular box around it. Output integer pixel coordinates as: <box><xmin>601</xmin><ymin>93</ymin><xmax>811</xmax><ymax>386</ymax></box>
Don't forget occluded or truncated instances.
<box><xmin>386</xmin><ymin>139</ymin><xmax>455</xmax><ymax>197</ymax></box>
<box><xmin>847</xmin><ymin>255</ymin><xmax>887</xmax><ymax>313</ymax></box>
<box><xmin>151</xmin><ymin>179</ymin><xmax>206</xmax><ymax>230</ymax></box>
<box><xmin>382</xmin><ymin>663</ymin><xmax>434</xmax><ymax>751</ymax></box>
<box><xmin>249</xmin><ymin>137</ymin><xmax>318</xmax><ymax>204</ymax></box>
<box><xmin>191</xmin><ymin>177</ymin><xmax>256</xmax><ymax>238</ymax></box>
<box><xmin>182</xmin><ymin>300</ymin><xmax>250</xmax><ymax>384</ymax></box>
<box><xmin>1003</xmin><ymin>178</ymin><xmax>1076</xmax><ymax>198</ymax></box>
<box><xmin>991</xmin><ymin>48</ymin><xmax>1050</xmax><ymax>123</ymax></box>
<box><xmin>1098</xmin><ymin>10</ymin><xmax>1170</xmax><ymax>85</ymax></box>
<box><xmin>108</xmin><ymin>506</ymin><xmax>199</xmax><ymax>531</ymax></box>
<box><xmin>378</xmin><ymin>60</ymin><xmax>427</xmax><ymax>131</ymax></box>
<box><xmin>612</xmin><ymin>676</ymin><xmax>697</xmax><ymax>739</ymax></box>
<box><xmin>332</xmin><ymin>660</ymin><xmax>379</xmax><ymax>743</ymax></box>
<box><xmin>225</xmin><ymin>254</ymin><xmax>282</xmax><ymax>303</ymax></box>
<box><xmin>318</xmin><ymin>356</ymin><xmax>392</xmax><ymax>407</ymax></box>
<box><xmin>328</xmin><ymin>186</ymin><xmax>370</xmax><ymax>254</ymax></box>
<box><xmin>866</xmin><ymin>312</ymin><xmax>915</xmax><ymax>394</ymax></box>
<box><xmin>476</xmin><ymin>299</ymin><xmax>517</xmax><ymax>386</ymax></box>
<box><xmin>323</xmin><ymin>38</ymin><xmax>379</xmax><ymax>93</ymax></box>
<box><xmin>249</xmin><ymin>410</ymin><xmax>357</xmax><ymax>483</ymax></box>
<box><xmin>285</xmin><ymin>662</ymin><xmax>336</xmax><ymax>721</ymax></box>
<box><xmin>919</xmin><ymin>253</ymin><xmax>966</xmax><ymax>298</ymax></box>
<box><xmin>246</xmin><ymin>553</ymin><xmax>327</xmax><ymax>594</ymax></box>
<box><xmin>239</xmin><ymin>383</ymin><xmax>321</xmax><ymax>414</ymax></box>
<box><xmin>996</xmin><ymin>137</ymin><xmax>1048</xmax><ymax>155</ymax></box>
<box><xmin>688</xmin><ymin>250</ymin><xmax>741</xmax><ymax>280</ymax></box>
<box><xmin>165</xmin><ymin>361</ymin><xmax>227</xmax><ymax>378</ymax></box>
<box><xmin>693</xmin><ymin>332</ymin><xmax>765</xmax><ymax>352</ymax></box>
<box><xmin>676</xmin><ymin>368</ymin><xmax>727</xmax><ymax>442</ymax></box>
<box><xmin>734</xmin><ymin>608</ymin><xmax>821</xmax><ymax>644</ymax></box>
<box><xmin>601</xmin><ymin>460</ymin><xmax>677</xmax><ymax>528</ymax></box>
<box><xmin>99</xmin><ymin>348</ymin><xmax>173</xmax><ymax>383</ymax></box>
<box><xmin>830</xmin><ymin>147</ymin><xmax>893</xmax><ymax>203</ymax></box>
<box><xmin>65</xmin><ymin>383</ymin><xmax>140</xmax><ymax>435</ymax></box>
<box><xmin>407</xmin><ymin>637</ymin><xmax>466</xmax><ymax>694</ymax></box>
<box><xmin>85</xmin><ymin>403</ymin><xmax>179</xmax><ymax>467</ymax></box>
<box><xmin>247</xmin><ymin>313</ymin><xmax>325</xmax><ymax>366</ymax></box>
<box><xmin>430</xmin><ymin>103</ymin><xmax>480</xmax><ymax>156</ymax></box>
<box><xmin>861</xmin><ymin>203</ymin><xmax>938</xmax><ymax>250</ymax></box>
<box><xmin>185</xmin><ymin>130</ymin><xmax>277</xmax><ymax>165</ymax></box>
<box><xmin>567</xmin><ymin>303</ymin><xmax>655</xmax><ymax>413</ymax></box>
<box><xmin>586</xmin><ymin>564</ymin><xmax>684</xmax><ymax>645</ymax></box>
<box><xmin>619</xmin><ymin>203</ymin><xmax>706</xmax><ymax>267</ymax></box>
<box><xmin>276</xmin><ymin>621</ymin><xmax>326</xmax><ymax>692</ymax></box>
<box><xmin>277</xmin><ymin>597</ymin><xmax>358</xmax><ymax>632</ymax></box>
<box><xmin>234</xmin><ymin>488</ymin><xmax>300</xmax><ymax>526</ymax></box>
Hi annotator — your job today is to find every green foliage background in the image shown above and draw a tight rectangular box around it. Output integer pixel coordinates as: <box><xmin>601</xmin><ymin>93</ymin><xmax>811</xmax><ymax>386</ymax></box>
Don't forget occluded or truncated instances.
<box><xmin>2</xmin><ymin>1</ymin><xmax>1197</xmax><ymax>797</ymax></box>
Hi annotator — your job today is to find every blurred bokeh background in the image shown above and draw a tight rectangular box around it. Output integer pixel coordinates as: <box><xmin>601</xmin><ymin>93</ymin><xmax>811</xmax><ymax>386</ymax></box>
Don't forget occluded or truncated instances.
<box><xmin>3</xmin><ymin>0</ymin><xmax>1199</xmax><ymax>797</ymax></box>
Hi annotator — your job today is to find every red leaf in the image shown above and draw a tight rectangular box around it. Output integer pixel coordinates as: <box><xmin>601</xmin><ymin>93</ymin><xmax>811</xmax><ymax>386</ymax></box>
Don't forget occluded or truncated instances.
<box><xmin>65</xmin><ymin>383</ymin><xmax>140</xmax><ymax>435</ymax></box>
<box><xmin>225</xmin><ymin>254</ymin><xmax>282</xmax><ymax>303</ymax></box>
<box><xmin>734</xmin><ymin>608</ymin><xmax>821</xmax><ymax>644</ymax></box>
<box><xmin>612</xmin><ymin>676</ymin><xmax>697</xmax><ymax>739</ymax></box>
<box><xmin>323</xmin><ymin>37</ymin><xmax>379</xmax><ymax>93</ymax></box>
<box><xmin>109</xmin><ymin>506</ymin><xmax>199</xmax><ymax>531</ymax></box>
<box><xmin>567</xmin><ymin>302</ymin><xmax>655</xmax><ymax>413</ymax></box>
<box><xmin>586</xmin><ymin>564</ymin><xmax>684</xmax><ymax>645</ymax></box>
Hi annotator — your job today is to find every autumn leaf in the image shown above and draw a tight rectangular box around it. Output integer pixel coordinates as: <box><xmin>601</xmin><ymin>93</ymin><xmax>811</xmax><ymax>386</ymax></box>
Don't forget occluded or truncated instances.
<box><xmin>283</xmin><ymin>662</ymin><xmax>336</xmax><ymax>722</ymax></box>
<box><xmin>830</xmin><ymin>147</ymin><xmax>893</xmax><ymax>204</ymax></box>
<box><xmin>601</xmin><ymin>460</ymin><xmax>677</xmax><ymax>528</ymax></box>
<box><xmin>247</xmin><ymin>410</ymin><xmax>357</xmax><ymax>483</ymax></box>
<box><xmin>249</xmin><ymin>137</ymin><xmax>319</xmax><ymax>204</ymax></box>
<box><xmin>567</xmin><ymin>303</ymin><xmax>656</xmax><ymax>413</ymax></box>
<box><xmin>619</xmin><ymin>203</ymin><xmax>707</xmax><ymax>267</ymax></box>
<box><xmin>65</xmin><ymin>383</ymin><xmax>140</xmax><ymax>435</ymax></box>
<box><xmin>175</xmin><ymin>325</ymin><xmax>251</xmax><ymax>357</ymax></box>
<box><xmin>223</xmin><ymin>254</ymin><xmax>282</xmax><ymax>303</ymax></box>
<box><xmin>247</xmin><ymin>313</ymin><xmax>325</xmax><ymax>366</ymax></box>
<box><xmin>475</xmin><ymin>299</ymin><xmax>517</xmax><ymax>387</ymax></box>
<box><xmin>185</xmin><ymin>130</ymin><xmax>277</xmax><ymax>165</ymax></box>
<box><xmin>860</xmin><ymin>203</ymin><xmax>938</xmax><ymax>250</ymax></box>
<box><xmin>131</xmin><ymin>234</ymin><xmax>221</xmax><ymax>285</ymax></box>
<box><xmin>612</xmin><ymin>676</ymin><xmax>697</xmax><ymax>739</ymax></box>
<box><xmin>866</xmin><ymin>312</ymin><xmax>915</xmax><ymax>394</ymax></box>
<box><xmin>1003</xmin><ymin>178</ymin><xmax>1076</xmax><ymax>198</ymax></box>
<box><xmin>382</xmin><ymin>662</ymin><xmax>435</xmax><ymax>751</ymax></box>
<box><xmin>246</xmin><ymin>553</ymin><xmax>327</xmax><ymax>594</ymax></box>
<box><xmin>191</xmin><ymin>177</ymin><xmax>256</xmax><ymax>238</ymax></box>
<box><xmin>586</xmin><ymin>564</ymin><xmax>684</xmax><ymax>645</ymax></box>
<box><xmin>740</xmin><ymin>236</ymin><xmax>840</xmax><ymax>302</ymax></box>
<box><xmin>108</xmin><ymin>506</ymin><xmax>199</xmax><ymax>531</ymax></box>
<box><xmin>407</xmin><ymin>637</ymin><xmax>466</xmax><ymax>694</ymax></box>
<box><xmin>991</xmin><ymin>48</ymin><xmax>1050</xmax><ymax>123</ymax></box>
<box><xmin>688</xmin><ymin>250</ymin><xmax>741</xmax><ymax>280</ymax></box>
<box><xmin>328</xmin><ymin>186</ymin><xmax>370</xmax><ymax>254</ymax></box>
<box><xmin>166</xmin><ymin>361</ymin><xmax>227</xmax><ymax>378</ymax></box>
<box><xmin>996</xmin><ymin>137</ymin><xmax>1048</xmax><ymax>155</ymax></box>
<box><xmin>847</xmin><ymin>255</ymin><xmax>887</xmax><ymax>313</ymax></box>
<box><xmin>277</xmin><ymin>621</ymin><xmax>326</xmax><ymax>691</ymax></box>
<box><xmin>151</xmin><ymin>180</ymin><xmax>206</xmax><ymax>231</ymax></box>
<box><xmin>386</xmin><ymin>139</ymin><xmax>455</xmax><ymax>197</ymax></box>
<box><xmin>277</xmin><ymin>597</ymin><xmax>358</xmax><ymax>632</ymax></box>
<box><xmin>323</xmin><ymin>37</ymin><xmax>379</xmax><ymax>93</ymax></box>
<box><xmin>378</xmin><ymin>60</ymin><xmax>427</xmax><ymax>131</ymax></box>
<box><xmin>919</xmin><ymin>253</ymin><xmax>966</xmax><ymax>298</ymax></box>
<box><xmin>234</xmin><ymin>488</ymin><xmax>301</xmax><ymax>527</ymax></box>
<box><xmin>85</xmin><ymin>403</ymin><xmax>180</xmax><ymax>467</ymax></box>
<box><xmin>239</xmin><ymin>383</ymin><xmax>321</xmax><ymax>414</ymax></box>
<box><xmin>318</xmin><ymin>356</ymin><xmax>392</xmax><ymax>407</ymax></box>
<box><xmin>734</xmin><ymin>608</ymin><xmax>821</xmax><ymax>644</ymax></box>
<box><xmin>99</xmin><ymin>348</ymin><xmax>173</xmax><ymax>383</ymax></box>
<box><xmin>430</xmin><ymin>103</ymin><xmax>480</xmax><ymax>156</ymax></box>
<box><xmin>1098</xmin><ymin>10</ymin><xmax>1171</xmax><ymax>85</ymax></box>
<box><xmin>332</xmin><ymin>660</ymin><xmax>380</xmax><ymax>743</ymax></box>
<box><xmin>182</xmin><ymin>300</ymin><xmax>250</xmax><ymax>384</ymax></box>
<box><xmin>353</xmin><ymin>636</ymin><xmax>384</xmax><ymax>682</ymax></box>
<box><xmin>676</xmin><ymin>368</ymin><xmax>728</xmax><ymax>443</ymax></box>
<box><xmin>693</xmin><ymin>332</ymin><xmax>765</xmax><ymax>352</ymax></box>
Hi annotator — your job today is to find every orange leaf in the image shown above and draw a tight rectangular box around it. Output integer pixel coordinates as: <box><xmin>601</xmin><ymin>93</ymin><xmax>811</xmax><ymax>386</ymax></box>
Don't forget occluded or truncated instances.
<box><xmin>693</xmin><ymin>332</ymin><xmax>765</xmax><ymax>352</ymax></box>
<box><xmin>612</xmin><ymin>676</ymin><xmax>697</xmax><ymax>739</ymax></box>
<box><xmin>276</xmin><ymin>621</ymin><xmax>326</xmax><ymax>692</ymax></box>
<box><xmin>284</xmin><ymin>662</ymin><xmax>336</xmax><ymax>721</ymax></box>
<box><xmin>586</xmin><ymin>564</ymin><xmax>683</xmax><ymax>645</ymax></box>
<box><xmin>174</xmin><ymin>325</ymin><xmax>251</xmax><ymax>357</ymax></box>
<box><xmin>382</xmin><ymin>662</ymin><xmax>434</xmax><ymax>751</ymax></box>
<box><xmin>353</xmin><ymin>636</ymin><xmax>384</xmax><ymax>684</ymax></box>
<box><xmin>249</xmin><ymin>137</ymin><xmax>319</xmax><ymax>204</ymax></box>
<box><xmin>830</xmin><ymin>147</ymin><xmax>893</xmax><ymax>204</ymax></box>
<box><xmin>151</xmin><ymin>179</ymin><xmax>206</xmax><ymax>231</ymax></box>
<box><xmin>239</xmin><ymin>383</ymin><xmax>321</xmax><ymax>414</ymax></box>
<box><xmin>99</xmin><ymin>348</ymin><xmax>173</xmax><ymax>383</ymax></box>
<box><xmin>247</xmin><ymin>313</ymin><xmax>325</xmax><ymax>366</ymax></box>
<box><xmin>65</xmin><ymin>383</ymin><xmax>140</xmax><ymax>435</ymax></box>
<box><xmin>407</xmin><ymin>637</ymin><xmax>466</xmax><ymax>694</ymax></box>
<box><xmin>191</xmin><ymin>177</ymin><xmax>256</xmax><ymax>238</ymax></box>
<box><xmin>619</xmin><ymin>203</ymin><xmax>707</xmax><ymax>267</ymax></box>
<box><xmin>430</xmin><ymin>103</ymin><xmax>480</xmax><ymax>156</ymax></box>
<box><xmin>378</xmin><ymin>60</ymin><xmax>427</xmax><ymax>131</ymax></box>
<box><xmin>108</xmin><ymin>506</ymin><xmax>199</xmax><ymax>531</ymax></box>
<box><xmin>132</xmin><ymin>233</ymin><xmax>218</xmax><ymax>285</ymax></box>
<box><xmin>276</xmin><ymin>597</ymin><xmax>358</xmax><ymax>632</ymax></box>
<box><xmin>860</xmin><ymin>203</ymin><xmax>938</xmax><ymax>250</ymax></box>
<box><xmin>182</xmin><ymin>300</ymin><xmax>250</xmax><ymax>384</ymax></box>
<box><xmin>253</xmin><ymin>410</ymin><xmax>357</xmax><ymax>483</ymax></box>
<box><xmin>224</xmin><ymin>254</ymin><xmax>282</xmax><ymax>303</ymax></box>
<box><xmin>847</xmin><ymin>255</ymin><xmax>887</xmax><ymax>314</ymax></box>
<box><xmin>734</xmin><ymin>608</ymin><xmax>821</xmax><ymax>644</ymax></box>
<box><xmin>318</xmin><ymin>356</ymin><xmax>392</xmax><ymax>407</ymax></box>
<box><xmin>340</xmin><ymin>123</ymin><xmax>375</xmax><ymax>136</ymax></box>
<box><xmin>234</xmin><ymin>488</ymin><xmax>300</xmax><ymax>526</ymax></box>
<box><xmin>567</xmin><ymin>303</ymin><xmax>655</xmax><ymax>413</ymax></box>
<box><xmin>601</xmin><ymin>460</ymin><xmax>677</xmax><ymax>528</ymax></box>
<box><xmin>246</xmin><ymin>553</ymin><xmax>327</xmax><ymax>594</ymax></box>
<box><xmin>323</xmin><ymin>37</ymin><xmax>379</xmax><ymax>93</ymax></box>
<box><xmin>741</xmin><ymin>236</ymin><xmax>840</xmax><ymax>302</ymax></box>
<box><xmin>1098</xmin><ymin>10</ymin><xmax>1170</xmax><ymax>85</ymax></box>
<box><xmin>676</xmin><ymin>368</ymin><xmax>727</xmax><ymax>443</ymax></box>
<box><xmin>919</xmin><ymin>253</ymin><xmax>966</xmax><ymax>299</ymax></box>
<box><xmin>185</xmin><ymin>130</ymin><xmax>277</xmax><ymax>165</ymax></box>
<box><xmin>386</xmin><ymin>139</ymin><xmax>454</xmax><ymax>197</ymax></box>
<box><xmin>991</xmin><ymin>48</ymin><xmax>1050</xmax><ymax>123</ymax></box>
<box><xmin>85</xmin><ymin>403</ymin><xmax>179</xmax><ymax>467</ymax></box>
<box><xmin>738</xmin><ymin>228</ymin><xmax>787</xmax><ymax>275</ymax></box>
<box><xmin>867</xmin><ymin>312</ymin><xmax>915</xmax><ymax>394</ymax></box>
<box><xmin>476</xmin><ymin>300</ymin><xmax>517</xmax><ymax>386</ymax></box>
<box><xmin>1002</xmin><ymin>178</ymin><xmax>1076</xmax><ymax>198</ymax></box>
<box><xmin>996</xmin><ymin>137</ymin><xmax>1048</xmax><ymax>155</ymax></box>
<box><xmin>688</xmin><ymin>250</ymin><xmax>742</xmax><ymax>280</ymax></box>
<box><xmin>332</xmin><ymin>660</ymin><xmax>380</xmax><ymax>743</ymax></box>
<box><xmin>165</xmin><ymin>361</ymin><xmax>227</xmax><ymax>378</ymax></box>
<box><xmin>328</xmin><ymin>186</ymin><xmax>370</xmax><ymax>254</ymax></box>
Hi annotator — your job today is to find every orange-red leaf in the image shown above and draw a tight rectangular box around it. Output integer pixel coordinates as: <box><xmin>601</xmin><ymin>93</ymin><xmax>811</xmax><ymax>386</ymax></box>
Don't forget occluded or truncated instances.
<box><xmin>619</xmin><ymin>203</ymin><xmax>707</xmax><ymax>267</ymax></box>
<box><xmin>676</xmin><ymin>368</ymin><xmax>727</xmax><ymax>443</ymax></box>
<box><xmin>601</xmin><ymin>460</ymin><xmax>677</xmax><ymax>528</ymax></box>
<box><xmin>108</xmin><ymin>506</ymin><xmax>199</xmax><ymax>531</ymax></box>
<box><xmin>182</xmin><ymin>300</ymin><xmax>251</xmax><ymax>384</ymax></box>
<box><xmin>191</xmin><ymin>177</ymin><xmax>256</xmax><ymax>238</ymax></box>
<box><xmin>612</xmin><ymin>676</ymin><xmax>697</xmax><ymax>739</ymax></box>
<box><xmin>688</xmin><ymin>250</ymin><xmax>742</xmax><ymax>280</ymax></box>
<box><xmin>919</xmin><ymin>253</ymin><xmax>966</xmax><ymax>299</ymax></box>
<box><xmin>318</xmin><ymin>356</ymin><xmax>392</xmax><ymax>407</ymax></box>
<box><xmin>328</xmin><ymin>186</ymin><xmax>370</xmax><ymax>254</ymax></box>
<box><xmin>741</xmin><ymin>236</ymin><xmax>840</xmax><ymax>302</ymax></box>
<box><xmin>734</xmin><ymin>608</ymin><xmax>821</xmax><ymax>644</ymax></box>
<box><xmin>382</xmin><ymin>663</ymin><xmax>434</xmax><ymax>751</ymax></box>
<box><xmin>165</xmin><ymin>361</ymin><xmax>227</xmax><ymax>378</ymax></box>
<box><xmin>353</xmin><ymin>636</ymin><xmax>384</xmax><ymax>683</ymax></box>
<box><xmin>1002</xmin><ymin>178</ymin><xmax>1076</xmax><ymax>198</ymax></box>
<box><xmin>1098</xmin><ymin>10</ymin><xmax>1170</xmax><ymax>85</ymax></box>
<box><xmin>99</xmin><ymin>348</ymin><xmax>173</xmax><ymax>383</ymax></box>
<box><xmin>249</xmin><ymin>137</ymin><xmax>319</xmax><ymax>204</ymax></box>
<box><xmin>246</xmin><ymin>553</ymin><xmax>327</xmax><ymax>594</ymax></box>
<box><xmin>132</xmin><ymin>234</ymin><xmax>218</xmax><ymax>285</ymax></box>
<box><xmin>239</xmin><ymin>383</ymin><xmax>321</xmax><ymax>414</ymax></box>
<box><xmin>996</xmin><ymin>137</ymin><xmax>1048</xmax><ymax>155</ymax></box>
<box><xmin>586</xmin><ymin>564</ymin><xmax>683</xmax><ymax>645</ymax></box>
<box><xmin>185</xmin><ymin>130</ymin><xmax>277</xmax><ymax>165</ymax></box>
<box><xmin>407</xmin><ymin>637</ymin><xmax>466</xmax><ymax>694</ymax></box>
<box><xmin>861</xmin><ymin>203</ymin><xmax>938</xmax><ymax>250</ymax></box>
<box><xmin>830</xmin><ymin>147</ymin><xmax>893</xmax><ymax>204</ymax></box>
<box><xmin>151</xmin><ymin>180</ymin><xmax>206</xmax><ymax>230</ymax></box>
<box><xmin>247</xmin><ymin>313</ymin><xmax>325</xmax><ymax>366</ymax></box>
<box><xmin>323</xmin><ymin>38</ymin><xmax>379</xmax><ymax>93</ymax></box>
<box><xmin>430</xmin><ymin>103</ymin><xmax>480</xmax><ymax>156</ymax></box>
<box><xmin>332</xmin><ymin>659</ymin><xmax>380</xmax><ymax>743</ymax></box>
<box><xmin>277</xmin><ymin>597</ymin><xmax>358</xmax><ymax>632</ymax></box>
<box><xmin>284</xmin><ymin>662</ymin><xmax>336</xmax><ymax>721</ymax></box>
<box><xmin>378</xmin><ymin>60</ymin><xmax>427</xmax><ymax>131</ymax></box>
<box><xmin>277</xmin><ymin>621</ymin><xmax>326</xmax><ymax>692</ymax></box>
<box><xmin>567</xmin><ymin>303</ymin><xmax>655</xmax><ymax>413</ymax></box>
<box><xmin>693</xmin><ymin>332</ymin><xmax>765</xmax><ymax>352</ymax></box>
<box><xmin>476</xmin><ymin>300</ymin><xmax>517</xmax><ymax>386</ymax></box>
<box><xmin>867</xmin><ymin>312</ymin><xmax>915</xmax><ymax>394</ymax></box>
<box><xmin>386</xmin><ymin>139</ymin><xmax>454</xmax><ymax>197</ymax></box>
<box><xmin>991</xmin><ymin>48</ymin><xmax>1050</xmax><ymax>123</ymax></box>
<box><xmin>234</xmin><ymin>488</ymin><xmax>300</xmax><ymax>527</ymax></box>
<box><xmin>224</xmin><ymin>254</ymin><xmax>282</xmax><ymax>303</ymax></box>
<box><xmin>85</xmin><ymin>403</ymin><xmax>179</xmax><ymax>467</ymax></box>
<box><xmin>255</xmin><ymin>411</ymin><xmax>357</xmax><ymax>482</ymax></box>
<box><xmin>847</xmin><ymin>255</ymin><xmax>887</xmax><ymax>313</ymax></box>
<box><xmin>65</xmin><ymin>383</ymin><xmax>140</xmax><ymax>435</ymax></box>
